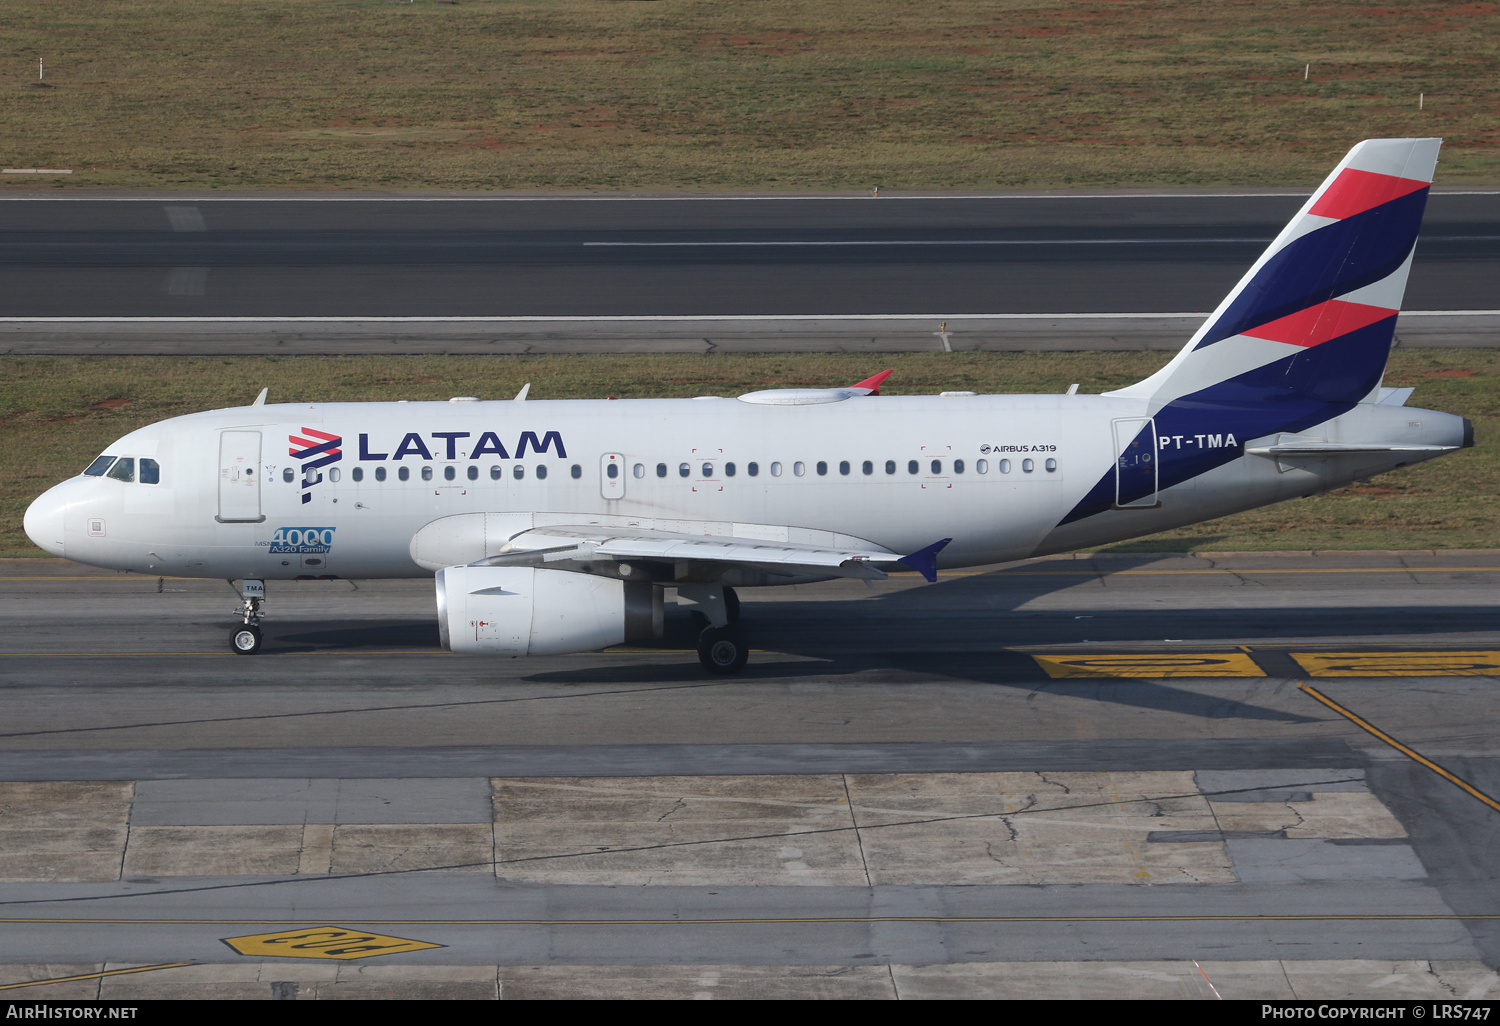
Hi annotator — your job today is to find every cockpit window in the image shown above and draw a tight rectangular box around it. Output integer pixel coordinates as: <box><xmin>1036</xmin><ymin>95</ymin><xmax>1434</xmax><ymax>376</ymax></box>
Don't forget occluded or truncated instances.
<box><xmin>83</xmin><ymin>455</ymin><xmax>116</xmax><ymax>477</ymax></box>
<box><xmin>105</xmin><ymin>457</ymin><xmax>135</xmax><ymax>482</ymax></box>
<box><xmin>139</xmin><ymin>458</ymin><xmax>160</xmax><ymax>485</ymax></box>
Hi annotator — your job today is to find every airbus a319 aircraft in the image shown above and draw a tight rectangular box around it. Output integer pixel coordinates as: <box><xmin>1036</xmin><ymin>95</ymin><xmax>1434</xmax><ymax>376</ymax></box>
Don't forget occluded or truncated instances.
<box><xmin>25</xmin><ymin>138</ymin><xmax>1472</xmax><ymax>674</ymax></box>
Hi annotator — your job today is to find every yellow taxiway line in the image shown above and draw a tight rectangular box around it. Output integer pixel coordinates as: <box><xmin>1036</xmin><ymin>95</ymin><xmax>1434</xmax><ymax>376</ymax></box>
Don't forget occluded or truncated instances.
<box><xmin>1299</xmin><ymin>682</ymin><xmax>1500</xmax><ymax>815</ymax></box>
<box><xmin>0</xmin><ymin>962</ymin><xmax>194</xmax><ymax>991</ymax></box>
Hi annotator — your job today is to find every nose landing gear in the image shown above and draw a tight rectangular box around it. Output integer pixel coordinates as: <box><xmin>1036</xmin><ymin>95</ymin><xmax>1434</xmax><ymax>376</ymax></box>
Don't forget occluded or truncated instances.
<box><xmin>231</xmin><ymin>579</ymin><xmax>265</xmax><ymax>655</ymax></box>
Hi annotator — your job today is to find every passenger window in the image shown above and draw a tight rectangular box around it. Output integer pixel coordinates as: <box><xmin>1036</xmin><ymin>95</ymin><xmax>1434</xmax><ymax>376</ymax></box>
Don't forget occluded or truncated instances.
<box><xmin>329</xmin><ymin>467</ymin><xmax>341</xmax><ymax>483</ymax></box>
<box><xmin>907</xmin><ymin>460</ymin><xmax>918</xmax><ymax>475</ymax></box>
<box><xmin>282</xmin><ymin>467</ymin><xmax>295</xmax><ymax>483</ymax></box>
<box><xmin>1046</xmin><ymin>458</ymin><xmax>1058</xmax><ymax>472</ymax></box>
<box><xmin>376</xmin><ymin>466</ymin><xmax>387</xmax><ymax>482</ymax></box>
<box><xmin>977</xmin><ymin>459</ymin><xmax>988</xmax><ymax>474</ymax></box>
<box><xmin>656</xmin><ymin>463</ymin><xmax>667</xmax><ymax>478</ymax></box>
<box><xmin>931</xmin><ymin>460</ymin><xmax>941</xmax><ymax>474</ymax></box>
<box><xmin>514</xmin><ymin>465</ymin><xmax>525</xmax><ymax>480</ymax></box>
<box><xmin>421</xmin><ymin>466</ymin><xmax>433</xmax><ymax>482</ymax></box>
<box><xmin>954</xmin><ymin>460</ymin><xmax>964</xmax><ymax>475</ymax></box>
<box><xmin>353</xmin><ymin>467</ymin><xmax>364</xmax><ymax>482</ymax></box>
<box><xmin>1023</xmin><ymin>458</ymin><xmax>1035</xmax><ymax>473</ymax></box>
<box><xmin>793</xmin><ymin>462</ymin><xmax>805</xmax><ymax>477</ymax></box>
<box><xmin>442</xmin><ymin>466</ymin><xmax>455</xmax><ymax>481</ymax></box>
<box><xmin>139</xmin><ymin>458</ymin><xmax>160</xmax><ymax>484</ymax></box>
<box><xmin>816</xmin><ymin>461</ymin><xmax>828</xmax><ymax>476</ymax></box>
<box><xmin>607</xmin><ymin>463</ymin><xmax>619</xmax><ymax>480</ymax></box>
<box><xmin>999</xmin><ymin>459</ymin><xmax>1011</xmax><ymax>474</ymax></box>
<box><xmin>83</xmin><ymin>455</ymin><xmax>116</xmax><ymax>477</ymax></box>
<box><xmin>679</xmin><ymin>463</ymin><xmax>690</xmax><ymax>478</ymax></box>
<box><xmin>633</xmin><ymin>463</ymin><xmax>644</xmax><ymax>478</ymax></box>
<box><xmin>572</xmin><ymin>464</ymin><xmax>583</xmax><ymax>479</ymax></box>
<box><xmin>770</xmin><ymin>462</ymin><xmax>783</xmax><ymax>477</ymax></box>
<box><xmin>536</xmin><ymin>464</ymin><xmax>548</xmax><ymax>480</ymax></box>
<box><xmin>467</xmin><ymin>465</ymin><xmax>478</xmax><ymax>481</ymax></box>
<box><xmin>725</xmin><ymin>462</ymin><xmax>736</xmax><ymax>477</ymax></box>
<box><xmin>862</xmin><ymin>461</ymin><xmax>873</xmax><ymax>475</ymax></box>
<box><xmin>398</xmin><ymin>466</ymin><xmax>410</xmax><ymax>481</ymax></box>
<box><xmin>106</xmin><ymin>458</ymin><xmax>135</xmax><ymax>483</ymax></box>
<box><xmin>491</xmin><ymin>465</ymin><xmax>502</xmax><ymax>480</ymax></box>
<box><xmin>886</xmin><ymin>460</ymin><xmax>896</xmax><ymax>475</ymax></box>
<box><xmin>702</xmin><ymin>463</ymin><xmax>713</xmax><ymax>477</ymax></box>
<box><xmin>747</xmin><ymin>462</ymin><xmax>759</xmax><ymax>477</ymax></box>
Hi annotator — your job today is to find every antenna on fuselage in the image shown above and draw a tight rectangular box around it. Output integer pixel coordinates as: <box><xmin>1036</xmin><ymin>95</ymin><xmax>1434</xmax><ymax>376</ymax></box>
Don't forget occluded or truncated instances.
<box><xmin>252</xmin><ymin>387</ymin><xmax>268</xmax><ymax>407</ymax></box>
<box><xmin>514</xmin><ymin>383</ymin><xmax>531</xmax><ymax>401</ymax></box>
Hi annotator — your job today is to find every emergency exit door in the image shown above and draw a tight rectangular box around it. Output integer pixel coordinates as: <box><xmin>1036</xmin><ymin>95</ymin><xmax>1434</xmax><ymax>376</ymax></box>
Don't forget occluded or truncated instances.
<box><xmin>217</xmin><ymin>430</ymin><xmax>265</xmax><ymax>523</ymax></box>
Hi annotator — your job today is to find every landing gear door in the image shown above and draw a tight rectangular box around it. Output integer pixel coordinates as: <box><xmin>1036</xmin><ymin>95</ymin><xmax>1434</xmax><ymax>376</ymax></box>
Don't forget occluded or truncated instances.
<box><xmin>1112</xmin><ymin>418</ymin><xmax>1160</xmax><ymax>509</ymax></box>
<box><xmin>600</xmin><ymin>453</ymin><xmax>625</xmax><ymax>500</ymax></box>
<box><xmin>217</xmin><ymin>430</ymin><xmax>265</xmax><ymax>523</ymax></box>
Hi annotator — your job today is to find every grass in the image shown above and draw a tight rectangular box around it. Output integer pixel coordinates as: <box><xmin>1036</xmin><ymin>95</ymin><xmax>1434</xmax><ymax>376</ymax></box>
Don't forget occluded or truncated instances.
<box><xmin>2</xmin><ymin>349</ymin><xmax>1496</xmax><ymax>557</ymax></box>
<box><xmin>1</xmin><ymin>1</ymin><xmax>1497</xmax><ymax>191</ymax></box>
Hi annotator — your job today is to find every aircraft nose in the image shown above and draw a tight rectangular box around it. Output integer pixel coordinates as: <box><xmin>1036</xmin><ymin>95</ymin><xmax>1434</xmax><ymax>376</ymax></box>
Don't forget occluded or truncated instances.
<box><xmin>23</xmin><ymin>487</ymin><xmax>66</xmax><ymax>557</ymax></box>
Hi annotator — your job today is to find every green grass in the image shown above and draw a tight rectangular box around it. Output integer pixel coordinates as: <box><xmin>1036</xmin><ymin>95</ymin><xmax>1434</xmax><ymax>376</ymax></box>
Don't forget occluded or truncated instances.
<box><xmin>2</xmin><ymin>350</ymin><xmax>1496</xmax><ymax>557</ymax></box>
<box><xmin>1</xmin><ymin>1</ymin><xmax>1497</xmax><ymax>191</ymax></box>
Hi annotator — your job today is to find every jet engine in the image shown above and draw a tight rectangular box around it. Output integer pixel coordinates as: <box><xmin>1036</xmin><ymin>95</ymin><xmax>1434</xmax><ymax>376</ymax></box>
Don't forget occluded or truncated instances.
<box><xmin>436</xmin><ymin>565</ymin><xmax>663</xmax><ymax>656</ymax></box>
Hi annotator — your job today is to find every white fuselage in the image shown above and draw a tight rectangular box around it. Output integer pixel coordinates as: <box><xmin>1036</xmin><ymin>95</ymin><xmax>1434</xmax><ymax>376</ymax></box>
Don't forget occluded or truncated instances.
<box><xmin>25</xmin><ymin>391</ymin><xmax>1467</xmax><ymax>582</ymax></box>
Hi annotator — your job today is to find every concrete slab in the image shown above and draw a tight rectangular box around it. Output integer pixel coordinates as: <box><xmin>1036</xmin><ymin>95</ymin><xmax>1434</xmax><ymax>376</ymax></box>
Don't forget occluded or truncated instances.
<box><xmin>0</xmin><ymin>782</ymin><xmax>131</xmax><ymax>882</ymax></box>
<box><xmin>1226</xmin><ymin>838</ymin><xmax>1428</xmax><ymax>883</ymax></box>
<box><xmin>891</xmin><ymin>959</ymin><xmax>1500</xmax><ymax>1000</ymax></box>
<box><xmin>1196</xmin><ymin>768</ymin><xmax>1369</xmax><ymax>799</ymax></box>
<box><xmin>96</xmin><ymin>962</ymin><xmax>497</xmax><ymax>1001</ymax></box>
<box><xmin>491</xmin><ymin>775</ymin><xmax>866</xmax><ymax>886</ymax></box>
<box><xmin>1209</xmin><ymin>791</ymin><xmax>1409</xmax><ymax>839</ymax></box>
<box><xmin>121</xmin><ymin>825</ymin><xmax>305</xmax><ymax>877</ymax></box>
<box><xmin>847</xmin><ymin>771</ymin><xmax>1235</xmax><ymax>885</ymax></box>
<box><xmin>0</xmin><ymin>964</ymin><xmax>106</xmax><ymax>1000</ymax></box>
<box><xmin>495</xmin><ymin>964</ymin><xmax>895</xmax><ymax>1000</ymax></box>
<box><xmin>130</xmin><ymin>778</ymin><xmax>494</xmax><ymax>825</ymax></box>
<box><xmin>330</xmin><ymin>824</ymin><xmax>491</xmax><ymax>874</ymax></box>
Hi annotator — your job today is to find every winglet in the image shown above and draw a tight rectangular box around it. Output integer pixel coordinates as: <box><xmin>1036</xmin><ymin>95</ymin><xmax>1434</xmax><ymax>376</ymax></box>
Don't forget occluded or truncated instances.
<box><xmin>850</xmin><ymin>370</ymin><xmax>893</xmax><ymax>396</ymax></box>
<box><xmin>898</xmin><ymin>537</ymin><xmax>952</xmax><ymax>583</ymax></box>
<box><xmin>252</xmin><ymin>387</ymin><xmax>268</xmax><ymax>407</ymax></box>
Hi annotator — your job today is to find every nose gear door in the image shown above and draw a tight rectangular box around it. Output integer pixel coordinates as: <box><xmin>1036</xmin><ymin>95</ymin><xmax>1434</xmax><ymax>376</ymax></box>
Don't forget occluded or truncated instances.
<box><xmin>1112</xmin><ymin>418</ymin><xmax>1160</xmax><ymax>509</ymax></box>
<box><xmin>217</xmin><ymin>430</ymin><xmax>265</xmax><ymax>523</ymax></box>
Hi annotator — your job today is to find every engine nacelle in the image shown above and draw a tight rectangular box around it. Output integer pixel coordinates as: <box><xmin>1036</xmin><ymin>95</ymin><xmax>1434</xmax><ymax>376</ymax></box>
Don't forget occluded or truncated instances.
<box><xmin>436</xmin><ymin>565</ymin><xmax>663</xmax><ymax>656</ymax></box>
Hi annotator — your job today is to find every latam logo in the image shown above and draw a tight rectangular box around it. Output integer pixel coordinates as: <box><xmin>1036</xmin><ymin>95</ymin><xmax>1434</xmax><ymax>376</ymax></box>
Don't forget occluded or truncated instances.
<box><xmin>264</xmin><ymin>526</ymin><xmax>336</xmax><ymax>555</ymax></box>
<box><xmin>290</xmin><ymin>428</ymin><xmax>343</xmax><ymax>505</ymax></box>
<box><xmin>357</xmin><ymin>430</ymin><xmax>567</xmax><ymax>461</ymax></box>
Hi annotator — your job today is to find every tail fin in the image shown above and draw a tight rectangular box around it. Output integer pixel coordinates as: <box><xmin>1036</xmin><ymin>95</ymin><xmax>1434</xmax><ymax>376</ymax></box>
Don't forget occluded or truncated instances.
<box><xmin>1110</xmin><ymin>138</ymin><xmax>1440</xmax><ymax>407</ymax></box>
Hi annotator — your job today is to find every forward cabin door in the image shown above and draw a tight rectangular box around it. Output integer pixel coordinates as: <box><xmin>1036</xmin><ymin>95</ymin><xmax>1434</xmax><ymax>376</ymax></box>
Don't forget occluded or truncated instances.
<box><xmin>217</xmin><ymin>430</ymin><xmax>265</xmax><ymax>523</ymax></box>
<box><xmin>1112</xmin><ymin>418</ymin><xmax>1160</xmax><ymax>509</ymax></box>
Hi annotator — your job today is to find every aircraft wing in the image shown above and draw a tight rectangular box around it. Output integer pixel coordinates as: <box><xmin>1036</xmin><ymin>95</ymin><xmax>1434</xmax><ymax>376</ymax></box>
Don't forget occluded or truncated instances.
<box><xmin>409</xmin><ymin>513</ymin><xmax>950</xmax><ymax>582</ymax></box>
<box><xmin>477</xmin><ymin>525</ymin><xmax>898</xmax><ymax>580</ymax></box>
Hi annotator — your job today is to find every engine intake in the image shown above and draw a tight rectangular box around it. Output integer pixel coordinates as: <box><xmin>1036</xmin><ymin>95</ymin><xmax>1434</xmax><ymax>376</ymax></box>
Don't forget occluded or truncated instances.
<box><xmin>436</xmin><ymin>565</ymin><xmax>663</xmax><ymax>655</ymax></box>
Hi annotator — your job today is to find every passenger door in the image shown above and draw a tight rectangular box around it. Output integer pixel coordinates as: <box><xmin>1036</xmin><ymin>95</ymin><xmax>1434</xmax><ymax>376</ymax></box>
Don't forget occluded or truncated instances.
<box><xmin>217</xmin><ymin>431</ymin><xmax>264</xmax><ymax>523</ymax></box>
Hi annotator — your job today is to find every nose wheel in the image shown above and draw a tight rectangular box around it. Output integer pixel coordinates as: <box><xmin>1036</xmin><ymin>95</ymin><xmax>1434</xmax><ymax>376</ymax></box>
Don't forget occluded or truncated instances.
<box><xmin>231</xmin><ymin>625</ymin><xmax>263</xmax><ymax>655</ymax></box>
<box><xmin>230</xmin><ymin>580</ymin><xmax>266</xmax><ymax>655</ymax></box>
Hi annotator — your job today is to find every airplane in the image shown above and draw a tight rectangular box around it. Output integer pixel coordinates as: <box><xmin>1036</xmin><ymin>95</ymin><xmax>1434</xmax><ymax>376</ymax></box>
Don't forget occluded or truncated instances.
<box><xmin>23</xmin><ymin>138</ymin><xmax>1472</xmax><ymax>675</ymax></box>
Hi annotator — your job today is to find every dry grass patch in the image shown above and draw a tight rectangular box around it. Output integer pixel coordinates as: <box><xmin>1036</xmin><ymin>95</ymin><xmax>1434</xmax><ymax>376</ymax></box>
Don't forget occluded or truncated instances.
<box><xmin>1</xmin><ymin>1</ymin><xmax>1496</xmax><ymax>191</ymax></box>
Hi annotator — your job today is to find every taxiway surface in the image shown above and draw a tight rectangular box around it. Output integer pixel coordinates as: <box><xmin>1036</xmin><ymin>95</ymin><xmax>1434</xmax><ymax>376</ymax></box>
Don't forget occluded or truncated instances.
<box><xmin>1</xmin><ymin>551</ymin><xmax>1498</xmax><ymax>997</ymax></box>
<box><xmin>2</xmin><ymin>191</ymin><xmax>1498</xmax><ymax>355</ymax></box>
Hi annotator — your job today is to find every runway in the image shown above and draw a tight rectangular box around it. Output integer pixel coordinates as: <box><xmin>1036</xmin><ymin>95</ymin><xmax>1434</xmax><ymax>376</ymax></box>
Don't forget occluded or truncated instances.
<box><xmin>2</xmin><ymin>551</ymin><xmax>1498</xmax><ymax>998</ymax></box>
<box><xmin>2</xmin><ymin>190</ymin><xmax>1499</xmax><ymax>355</ymax></box>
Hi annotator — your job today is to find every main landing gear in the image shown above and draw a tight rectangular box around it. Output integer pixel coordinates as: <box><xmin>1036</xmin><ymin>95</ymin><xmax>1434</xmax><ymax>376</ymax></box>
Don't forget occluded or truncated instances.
<box><xmin>679</xmin><ymin>584</ymin><xmax>748</xmax><ymax>675</ymax></box>
<box><xmin>230</xmin><ymin>579</ymin><xmax>265</xmax><ymax>655</ymax></box>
